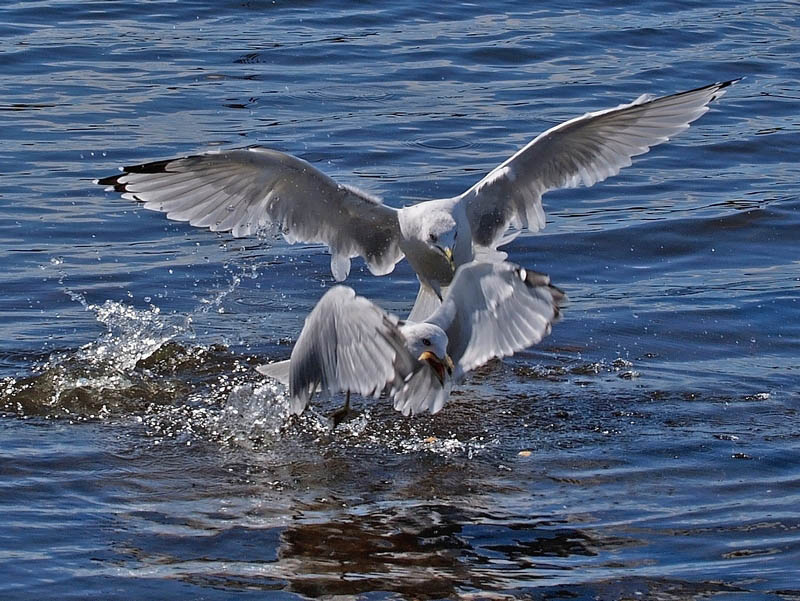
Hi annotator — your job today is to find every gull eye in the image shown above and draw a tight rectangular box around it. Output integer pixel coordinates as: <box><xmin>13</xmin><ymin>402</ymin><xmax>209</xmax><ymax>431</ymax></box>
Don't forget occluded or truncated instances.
<box><xmin>422</xmin><ymin>338</ymin><xmax>432</xmax><ymax>347</ymax></box>
<box><xmin>428</xmin><ymin>233</ymin><xmax>437</xmax><ymax>243</ymax></box>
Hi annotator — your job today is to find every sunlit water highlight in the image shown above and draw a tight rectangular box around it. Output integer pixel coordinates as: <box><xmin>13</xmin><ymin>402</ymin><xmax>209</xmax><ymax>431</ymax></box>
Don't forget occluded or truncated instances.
<box><xmin>2</xmin><ymin>1</ymin><xmax>799</xmax><ymax>599</ymax></box>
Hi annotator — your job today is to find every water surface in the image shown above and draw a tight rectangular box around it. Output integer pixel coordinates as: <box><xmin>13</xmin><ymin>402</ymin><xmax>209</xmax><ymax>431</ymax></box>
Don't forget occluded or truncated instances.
<box><xmin>2</xmin><ymin>1</ymin><xmax>799</xmax><ymax>599</ymax></box>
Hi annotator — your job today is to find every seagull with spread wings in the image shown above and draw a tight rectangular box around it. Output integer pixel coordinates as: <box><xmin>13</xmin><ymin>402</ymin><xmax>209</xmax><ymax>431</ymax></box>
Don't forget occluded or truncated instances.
<box><xmin>257</xmin><ymin>260</ymin><xmax>566</xmax><ymax>422</ymax></box>
<box><xmin>99</xmin><ymin>80</ymin><xmax>735</xmax><ymax>319</ymax></box>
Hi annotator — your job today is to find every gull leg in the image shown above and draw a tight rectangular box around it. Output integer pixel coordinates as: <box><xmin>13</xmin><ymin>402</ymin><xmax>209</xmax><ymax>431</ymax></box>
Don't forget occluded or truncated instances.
<box><xmin>330</xmin><ymin>390</ymin><xmax>351</xmax><ymax>428</ymax></box>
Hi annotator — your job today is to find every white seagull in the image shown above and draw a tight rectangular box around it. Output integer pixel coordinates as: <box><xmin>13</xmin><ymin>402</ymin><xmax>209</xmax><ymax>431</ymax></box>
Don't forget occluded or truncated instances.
<box><xmin>256</xmin><ymin>260</ymin><xmax>566</xmax><ymax>420</ymax></box>
<box><xmin>99</xmin><ymin>80</ymin><xmax>735</xmax><ymax>319</ymax></box>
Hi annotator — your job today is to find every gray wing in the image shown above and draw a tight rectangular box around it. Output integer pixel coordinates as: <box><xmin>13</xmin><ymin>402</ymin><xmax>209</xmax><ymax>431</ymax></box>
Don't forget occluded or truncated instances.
<box><xmin>460</xmin><ymin>80</ymin><xmax>737</xmax><ymax>248</ymax></box>
<box><xmin>283</xmin><ymin>286</ymin><xmax>416</xmax><ymax>415</ymax></box>
<box><xmin>428</xmin><ymin>261</ymin><xmax>567</xmax><ymax>378</ymax></box>
<box><xmin>97</xmin><ymin>146</ymin><xmax>404</xmax><ymax>281</ymax></box>
<box><xmin>392</xmin><ymin>366</ymin><xmax>450</xmax><ymax>417</ymax></box>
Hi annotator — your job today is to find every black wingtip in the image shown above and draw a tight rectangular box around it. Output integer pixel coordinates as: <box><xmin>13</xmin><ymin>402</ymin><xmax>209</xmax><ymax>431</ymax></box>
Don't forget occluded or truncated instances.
<box><xmin>96</xmin><ymin>173</ymin><xmax>121</xmax><ymax>187</ymax></box>
<box><xmin>548</xmin><ymin>283</ymin><xmax>568</xmax><ymax>306</ymax></box>
<box><xmin>718</xmin><ymin>77</ymin><xmax>743</xmax><ymax>89</ymax></box>
<box><xmin>518</xmin><ymin>267</ymin><xmax>568</xmax><ymax>318</ymax></box>
<box><xmin>693</xmin><ymin>77</ymin><xmax>742</xmax><ymax>101</ymax></box>
<box><xmin>642</xmin><ymin>77</ymin><xmax>741</xmax><ymax>108</ymax></box>
<box><xmin>710</xmin><ymin>77</ymin><xmax>742</xmax><ymax>100</ymax></box>
<box><xmin>96</xmin><ymin>173</ymin><xmax>131</xmax><ymax>194</ymax></box>
<box><xmin>96</xmin><ymin>157</ymin><xmax>177</xmax><ymax>191</ymax></box>
<box><xmin>519</xmin><ymin>267</ymin><xmax>547</xmax><ymax>287</ymax></box>
<box><xmin>122</xmin><ymin>158</ymin><xmax>174</xmax><ymax>174</ymax></box>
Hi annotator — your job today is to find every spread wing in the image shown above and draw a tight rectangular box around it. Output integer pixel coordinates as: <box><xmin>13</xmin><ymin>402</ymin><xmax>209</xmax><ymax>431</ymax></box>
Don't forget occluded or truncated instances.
<box><xmin>428</xmin><ymin>262</ymin><xmax>566</xmax><ymax>378</ymax></box>
<box><xmin>97</xmin><ymin>146</ymin><xmax>404</xmax><ymax>281</ymax></box>
<box><xmin>272</xmin><ymin>286</ymin><xmax>417</xmax><ymax>415</ymax></box>
<box><xmin>460</xmin><ymin>80</ymin><xmax>738</xmax><ymax>248</ymax></box>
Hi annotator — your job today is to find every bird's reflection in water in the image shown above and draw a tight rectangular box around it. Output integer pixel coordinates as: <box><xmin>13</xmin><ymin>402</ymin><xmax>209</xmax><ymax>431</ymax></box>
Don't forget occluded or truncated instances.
<box><xmin>276</xmin><ymin>502</ymin><xmax>606</xmax><ymax>598</ymax></box>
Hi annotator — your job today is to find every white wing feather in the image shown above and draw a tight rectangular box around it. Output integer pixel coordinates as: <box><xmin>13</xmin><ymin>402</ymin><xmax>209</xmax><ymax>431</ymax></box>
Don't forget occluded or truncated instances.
<box><xmin>274</xmin><ymin>286</ymin><xmax>416</xmax><ymax>415</ymax></box>
<box><xmin>98</xmin><ymin>147</ymin><xmax>404</xmax><ymax>281</ymax></box>
<box><xmin>428</xmin><ymin>262</ymin><xmax>566</xmax><ymax>378</ymax></box>
<box><xmin>461</xmin><ymin>80</ymin><xmax>738</xmax><ymax>248</ymax></box>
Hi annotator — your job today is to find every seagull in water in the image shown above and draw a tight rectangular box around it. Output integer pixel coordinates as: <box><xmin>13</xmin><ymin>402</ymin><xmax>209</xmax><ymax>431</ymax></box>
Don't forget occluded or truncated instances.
<box><xmin>256</xmin><ymin>260</ymin><xmax>566</xmax><ymax>422</ymax></box>
<box><xmin>98</xmin><ymin>80</ymin><xmax>736</xmax><ymax>320</ymax></box>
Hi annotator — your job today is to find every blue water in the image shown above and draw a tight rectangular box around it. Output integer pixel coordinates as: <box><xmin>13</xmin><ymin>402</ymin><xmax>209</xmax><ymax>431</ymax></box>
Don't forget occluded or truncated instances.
<box><xmin>2</xmin><ymin>1</ymin><xmax>799</xmax><ymax>599</ymax></box>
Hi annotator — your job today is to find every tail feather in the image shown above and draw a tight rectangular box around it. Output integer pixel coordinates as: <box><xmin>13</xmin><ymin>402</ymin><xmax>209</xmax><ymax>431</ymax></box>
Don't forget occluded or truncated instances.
<box><xmin>407</xmin><ymin>283</ymin><xmax>442</xmax><ymax>322</ymax></box>
<box><xmin>256</xmin><ymin>360</ymin><xmax>291</xmax><ymax>386</ymax></box>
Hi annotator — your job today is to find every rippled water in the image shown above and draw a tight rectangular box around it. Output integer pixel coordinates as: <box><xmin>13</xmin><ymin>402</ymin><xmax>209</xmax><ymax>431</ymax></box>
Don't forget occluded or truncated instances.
<box><xmin>2</xmin><ymin>1</ymin><xmax>799</xmax><ymax>599</ymax></box>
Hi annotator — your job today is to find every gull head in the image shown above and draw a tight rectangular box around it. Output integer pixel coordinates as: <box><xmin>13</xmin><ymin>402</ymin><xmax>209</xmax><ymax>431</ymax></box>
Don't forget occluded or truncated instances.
<box><xmin>398</xmin><ymin>205</ymin><xmax>458</xmax><ymax>289</ymax></box>
<box><xmin>424</xmin><ymin>213</ymin><xmax>458</xmax><ymax>272</ymax></box>
<box><xmin>400</xmin><ymin>322</ymin><xmax>453</xmax><ymax>385</ymax></box>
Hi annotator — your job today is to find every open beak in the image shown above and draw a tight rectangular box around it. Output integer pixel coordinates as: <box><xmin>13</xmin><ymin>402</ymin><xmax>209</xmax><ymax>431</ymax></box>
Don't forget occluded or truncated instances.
<box><xmin>418</xmin><ymin>351</ymin><xmax>455</xmax><ymax>385</ymax></box>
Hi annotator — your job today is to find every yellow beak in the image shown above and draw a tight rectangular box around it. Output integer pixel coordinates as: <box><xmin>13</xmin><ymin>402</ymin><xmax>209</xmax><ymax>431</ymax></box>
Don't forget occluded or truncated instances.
<box><xmin>436</xmin><ymin>245</ymin><xmax>455</xmax><ymax>271</ymax></box>
<box><xmin>418</xmin><ymin>351</ymin><xmax>454</xmax><ymax>385</ymax></box>
<box><xmin>443</xmin><ymin>247</ymin><xmax>454</xmax><ymax>270</ymax></box>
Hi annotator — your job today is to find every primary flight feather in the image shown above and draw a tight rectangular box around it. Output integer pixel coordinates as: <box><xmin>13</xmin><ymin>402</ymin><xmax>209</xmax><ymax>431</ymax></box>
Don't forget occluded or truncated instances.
<box><xmin>98</xmin><ymin>80</ymin><xmax>736</xmax><ymax>319</ymax></box>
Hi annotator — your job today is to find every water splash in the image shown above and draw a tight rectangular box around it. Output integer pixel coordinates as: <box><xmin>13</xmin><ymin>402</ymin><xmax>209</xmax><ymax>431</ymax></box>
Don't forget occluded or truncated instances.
<box><xmin>7</xmin><ymin>258</ymin><xmax>494</xmax><ymax>457</ymax></box>
<box><xmin>139</xmin><ymin>380</ymin><xmax>292</xmax><ymax>449</ymax></box>
<box><xmin>197</xmin><ymin>262</ymin><xmax>260</xmax><ymax>316</ymax></box>
<box><xmin>76</xmin><ymin>300</ymin><xmax>185</xmax><ymax>371</ymax></box>
<box><xmin>175</xmin><ymin>380</ymin><xmax>294</xmax><ymax>448</ymax></box>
